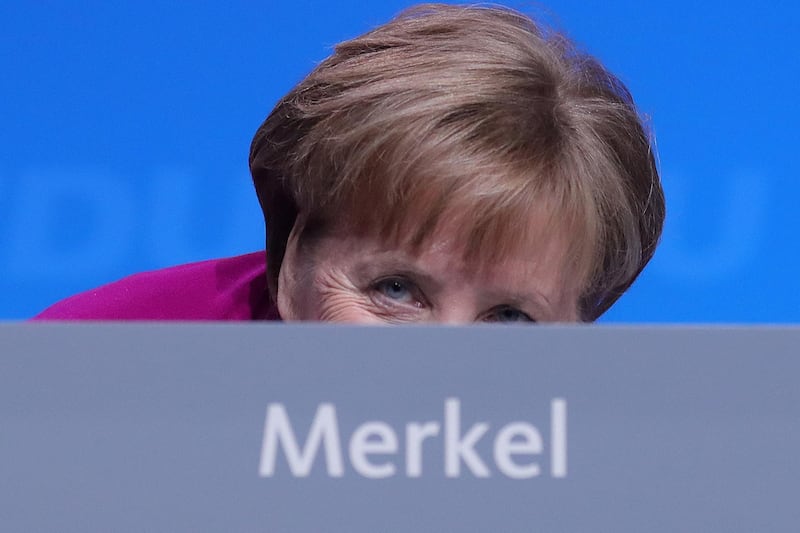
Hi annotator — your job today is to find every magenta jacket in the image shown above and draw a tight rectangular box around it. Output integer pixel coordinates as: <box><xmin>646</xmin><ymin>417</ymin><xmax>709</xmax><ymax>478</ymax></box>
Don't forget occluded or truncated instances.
<box><xmin>34</xmin><ymin>252</ymin><xmax>279</xmax><ymax>321</ymax></box>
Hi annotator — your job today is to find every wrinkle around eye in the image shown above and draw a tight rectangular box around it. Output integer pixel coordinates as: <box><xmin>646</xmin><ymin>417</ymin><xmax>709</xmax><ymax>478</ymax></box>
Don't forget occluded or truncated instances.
<box><xmin>319</xmin><ymin>296</ymin><xmax>422</xmax><ymax>324</ymax></box>
<box><xmin>316</xmin><ymin>294</ymin><xmax>375</xmax><ymax>322</ymax></box>
<box><xmin>314</xmin><ymin>272</ymin><xmax>424</xmax><ymax>324</ymax></box>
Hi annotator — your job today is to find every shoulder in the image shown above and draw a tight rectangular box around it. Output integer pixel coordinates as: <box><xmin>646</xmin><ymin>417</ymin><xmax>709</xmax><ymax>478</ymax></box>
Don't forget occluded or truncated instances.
<box><xmin>34</xmin><ymin>252</ymin><xmax>277</xmax><ymax>321</ymax></box>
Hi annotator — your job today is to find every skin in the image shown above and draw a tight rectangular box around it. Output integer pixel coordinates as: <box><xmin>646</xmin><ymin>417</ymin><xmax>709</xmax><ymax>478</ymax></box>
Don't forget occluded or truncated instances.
<box><xmin>277</xmin><ymin>218</ymin><xmax>583</xmax><ymax>325</ymax></box>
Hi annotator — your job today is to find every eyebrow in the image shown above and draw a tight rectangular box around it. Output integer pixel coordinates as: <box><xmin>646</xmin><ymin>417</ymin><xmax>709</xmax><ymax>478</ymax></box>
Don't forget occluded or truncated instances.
<box><xmin>481</xmin><ymin>288</ymin><xmax>554</xmax><ymax>313</ymax></box>
<box><xmin>352</xmin><ymin>254</ymin><xmax>444</xmax><ymax>294</ymax></box>
<box><xmin>459</xmin><ymin>258</ymin><xmax>558</xmax><ymax>312</ymax></box>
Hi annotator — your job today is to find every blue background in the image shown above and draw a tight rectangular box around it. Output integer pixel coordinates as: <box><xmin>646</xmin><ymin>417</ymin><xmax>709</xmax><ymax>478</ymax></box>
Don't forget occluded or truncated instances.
<box><xmin>1</xmin><ymin>1</ymin><xmax>797</xmax><ymax>321</ymax></box>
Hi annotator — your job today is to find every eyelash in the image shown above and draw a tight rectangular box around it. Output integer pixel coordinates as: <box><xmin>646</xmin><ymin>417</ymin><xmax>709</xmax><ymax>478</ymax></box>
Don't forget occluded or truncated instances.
<box><xmin>482</xmin><ymin>306</ymin><xmax>536</xmax><ymax>324</ymax></box>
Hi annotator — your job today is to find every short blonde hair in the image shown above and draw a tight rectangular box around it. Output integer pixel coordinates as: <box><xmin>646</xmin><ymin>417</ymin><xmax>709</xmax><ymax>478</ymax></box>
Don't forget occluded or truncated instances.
<box><xmin>249</xmin><ymin>3</ymin><xmax>665</xmax><ymax>320</ymax></box>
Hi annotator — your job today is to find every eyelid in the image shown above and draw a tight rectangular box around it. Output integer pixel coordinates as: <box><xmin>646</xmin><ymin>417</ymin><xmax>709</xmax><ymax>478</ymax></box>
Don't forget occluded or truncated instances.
<box><xmin>369</xmin><ymin>275</ymin><xmax>429</xmax><ymax>309</ymax></box>
<box><xmin>482</xmin><ymin>305</ymin><xmax>536</xmax><ymax>323</ymax></box>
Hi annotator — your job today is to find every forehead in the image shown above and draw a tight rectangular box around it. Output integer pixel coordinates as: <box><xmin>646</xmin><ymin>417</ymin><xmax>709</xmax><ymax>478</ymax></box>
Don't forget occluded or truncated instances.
<box><xmin>355</xmin><ymin>190</ymin><xmax>590</xmax><ymax>281</ymax></box>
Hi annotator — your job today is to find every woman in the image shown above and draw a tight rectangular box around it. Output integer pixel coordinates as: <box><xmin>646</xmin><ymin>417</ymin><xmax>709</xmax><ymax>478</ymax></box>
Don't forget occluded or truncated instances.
<box><xmin>36</xmin><ymin>4</ymin><xmax>665</xmax><ymax>323</ymax></box>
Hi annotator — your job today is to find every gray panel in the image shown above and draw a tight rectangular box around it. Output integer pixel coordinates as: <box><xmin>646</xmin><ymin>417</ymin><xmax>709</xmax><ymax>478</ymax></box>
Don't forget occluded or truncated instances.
<box><xmin>1</xmin><ymin>324</ymin><xmax>799</xmax><ymax>532</ymax></box>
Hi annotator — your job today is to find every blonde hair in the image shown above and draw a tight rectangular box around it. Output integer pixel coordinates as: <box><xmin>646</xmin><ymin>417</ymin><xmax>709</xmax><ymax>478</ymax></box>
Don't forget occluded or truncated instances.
<box><xmin>249</xmin><ymin>3</ymin><xmax>665</xmax><ymax>320</ymax></box>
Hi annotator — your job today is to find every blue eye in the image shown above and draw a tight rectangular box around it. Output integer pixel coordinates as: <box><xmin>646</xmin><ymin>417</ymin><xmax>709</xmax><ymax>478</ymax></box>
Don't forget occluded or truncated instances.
<box><xmin>486</xmin><ymin>306</ymin><xmax>535</xmax><ymax>324</ymax></box>
<box><xmin>374</xmin><ymin>278</ymin><xmax>415</xmax><ymax>303</ymax></box>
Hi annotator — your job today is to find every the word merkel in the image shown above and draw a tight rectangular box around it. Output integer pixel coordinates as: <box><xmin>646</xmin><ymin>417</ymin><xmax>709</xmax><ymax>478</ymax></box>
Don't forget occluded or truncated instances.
<box><xmin>259</xmin><ymin>398</ymin><xmax>567</xmax><ymax>479</ymax></box>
